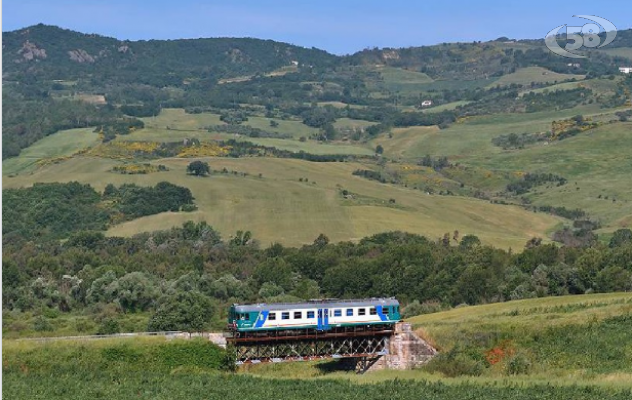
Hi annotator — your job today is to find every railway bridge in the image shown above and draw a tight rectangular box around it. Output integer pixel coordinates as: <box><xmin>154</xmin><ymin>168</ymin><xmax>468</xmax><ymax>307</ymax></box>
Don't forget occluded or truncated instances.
<box><xmin>223</xmin><ymin>322</ymin><xmax>437</xmax><ymax>372</ymax></box>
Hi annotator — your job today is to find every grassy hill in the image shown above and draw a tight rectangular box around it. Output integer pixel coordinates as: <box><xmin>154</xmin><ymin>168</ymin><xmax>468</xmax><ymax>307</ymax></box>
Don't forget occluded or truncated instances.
<box><xmin>245</xmin><ymin>293</ymin><xmax>632</xmax><ymax>389</ymax></box>
<box><xmin>407</xmin><ymin>293</ymin><xmax>632</xmax><ymax>385</ymax></box>
<box><xmin>2</xmin><ymin>127</ymin><xmax>99</xmax><ymax>176</ymax></box>
<box><xmin>4</xmin><ymin>294</ymin><xmax>632</xmax><ymax>399</ymax></box>
<box><xmin>3</xmin><ymin>25</ymin><xmax>632</xmax><ymax>248</ymax></box>
<box><xmin>2</xmin><ymin>154</ymin><xmax>560</xmax><ymax>249</ymax></box>
<box><xmin>371</xmin><ymin>104</ymin><xmax>632</xmax><ymax>229</ymax></box>
<box><xmin>489</xmin><ymin>66</ymin><xmax>585</xmax><ymax>87</ymax></box>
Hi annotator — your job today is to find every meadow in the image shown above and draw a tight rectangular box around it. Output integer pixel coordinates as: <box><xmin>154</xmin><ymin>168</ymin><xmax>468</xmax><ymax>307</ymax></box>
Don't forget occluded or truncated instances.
<box><xmin>127</xmin><ymin>108</ymin><xmax>374</xmax><ymax>155</ymax></box>
<box><xmin>246</xmin><ymin>293</ymin><xmax>632</xmax><ymax>389</ymax></box>
<box><xmin>3</xmin><ymin>100</ymin><xmax>629</xmax><ymax>247</ymax></box>
<box><xmin>488</xmin><ymin>66</ymin><xmax>585</xmax><ymax>87</ymax></box>
<box><xmin>2</xmin><ymin>156</ymin><xmax>560</xmax><ymax>249</ymax></box>
<box><xmin>7</xmin><ymin>294</ymin><xmax>632</xmax><ymax>399</ymax></box>
<box><xmin>2</xmin><ymin>127</ymin><xmax>99</xmax><ymax>176</ymax></box>
<box><xmin>371</xmin><ymin>105</ymin><xmax>632</xmax><ymax>228</ymax></box>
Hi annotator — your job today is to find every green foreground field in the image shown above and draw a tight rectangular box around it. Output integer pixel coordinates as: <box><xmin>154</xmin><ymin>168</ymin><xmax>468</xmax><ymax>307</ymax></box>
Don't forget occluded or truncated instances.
<box><xmin>247</xmin><ymin>293</ymin><xmax>632</xmax><ymax>387</ymax></box>
<box><xmin>4</xmin><ymin>294</ymin><xmax>632</xmax><ymax>399</ymax></box>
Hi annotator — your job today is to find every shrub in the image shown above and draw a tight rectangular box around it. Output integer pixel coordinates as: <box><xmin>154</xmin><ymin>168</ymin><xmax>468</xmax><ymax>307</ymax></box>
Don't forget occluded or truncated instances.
<box><xmin>97</xmin><ymin>318</ymin><xmax>121</xmax><ymax>335</ymax></box>
<box><xmin>32</xmin><ymin>316</ymin><xmax>53</xmax><ymax>332</ymax></box>
<box><xmin>403</xmin><ymin>300</ymin><xmax>444</xmax><ymax>318</ymax></box>
<box><xmin>424</xmin><ymin>348</ymin><xmax>484</xmax><ymax>377</ymax></box>
<box><xmin>505</xmin><ymin>352</ymin><xmax>533</xmax><ymax>375</ymax></box>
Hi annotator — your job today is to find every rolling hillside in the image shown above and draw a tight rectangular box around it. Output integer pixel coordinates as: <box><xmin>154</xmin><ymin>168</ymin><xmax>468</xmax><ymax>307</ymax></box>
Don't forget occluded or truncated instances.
<box><xmin>246</xmin><ymin>293</ymin><xmax>632</xmax><ymax>388</ymax></box>
<box><xmin>2</xmin><ymin>150</ymin><xmax>560</xmax><ymax>249</ymax></box>
<box><xmin>3</xmin><ymin>24</ymin><xmax>632</xmax><ymax>246</ymax></box>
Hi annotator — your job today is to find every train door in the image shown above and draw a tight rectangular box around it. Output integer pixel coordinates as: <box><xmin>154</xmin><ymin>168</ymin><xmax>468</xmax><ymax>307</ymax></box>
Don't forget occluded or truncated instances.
<box><xmin>317</xmin><ymin>308</ymin><xmax>330</xmax><ymax>331</ymax></box>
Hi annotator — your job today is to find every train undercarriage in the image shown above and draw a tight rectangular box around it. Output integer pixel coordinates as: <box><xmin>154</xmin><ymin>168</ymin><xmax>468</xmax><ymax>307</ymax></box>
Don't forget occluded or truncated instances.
<box><xmin>225</xmin><ymin>323</ymin><xmax>395</xmax><ymax>343</ymax></box>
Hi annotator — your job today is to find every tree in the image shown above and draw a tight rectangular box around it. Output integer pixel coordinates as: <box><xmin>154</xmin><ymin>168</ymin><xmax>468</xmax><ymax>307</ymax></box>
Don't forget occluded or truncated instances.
<box><xmin>460</xmin><ymin>234</ymin><xmax>481</xmax><ymax>250</ymax></box>
<box><xmin>107</xmin><ymin>272</ymin><xmax>157</xmax><ymax>312</ymax></box>
<box><xmin>609</xmin><ymin>229</ymin><xmax>632</xmax><ymax>248</ymax></box>
<box><xmin>313</xmin><ymin>233</ymin><xmax>330</xmax><ymax>248</ymax></box>
<box><xmin>375</xmin><ymin>144</ymin><xmax>384</xmax><ymax>155</ymax></box>
<box><xmin>187</xmin><ymin>161</ymin><xmax>210</xmax><ymax>177</ymax></box>
<box><xmin>147</xmin><ymin>291</ymin><xmax>214</xmax><ymax>332</ymax></box>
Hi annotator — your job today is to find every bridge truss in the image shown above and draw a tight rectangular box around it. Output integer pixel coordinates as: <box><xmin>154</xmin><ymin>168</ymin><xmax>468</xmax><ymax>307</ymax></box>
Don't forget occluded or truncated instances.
<box><xmin>227</xmin><ymin>329</ymin><xmax>393</xmax><ymax>365</ymax></box>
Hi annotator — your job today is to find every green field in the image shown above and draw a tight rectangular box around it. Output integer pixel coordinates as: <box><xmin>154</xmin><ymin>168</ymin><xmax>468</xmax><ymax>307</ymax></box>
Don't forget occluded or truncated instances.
<box><xmin>4</xmin><ymin>294</ymin><xmax>632</xmax><ymax>398</ymax></box>
<box><xmin>423</xmin><ymin>100</ymin><xmax>472</xmax><ymax>113</ymax></box>
<box><xmin>520</xmin><ymin>77</ymin><xmax>621</xmax><ymax>97</ymax></box>
<box><xmin>2</xmin><ymin>128</ymin><xmax>99</xmax><ymax>175</ymax></box>
<box><xmin>489</xmin><ymin>67</ymin><xmax>585</xmax><ymax>87</ymax></box>
<box><xmin>602</xmin><ymin>47</ymin><xmax>632</xmax><ymax>61</ymax></box>
<box><xmin>373</xmin><ymin>109</ymin><xmax>632</xmax><ymax>226</ymax></box>
<box><xmin>5</xmin><ymin>334</ymin><xmax>631</xmax><ymax>399</ymax></box>
<box><xmin>123</xmin><ymin>108</ymin><xmax>374</xmax><ymax>155</ymax></box>
<box><xmin>3</xmin><ymin>158</ymin><xmax>559</xmax><ymax>248</ymax></box>
<box><xmin>247</xmin><ymin>293</ymin><xmax>632</xmax><ymax>388</ymax></box>
<box><xmin>2</xmin><ymin>156</ymin><xmax>560</xmax><ymax>249</ymax></box>
<box><xmin>4</xmin><ymin>101</ymin><xmax>629</xmax><ymax>247</ymax></box>
<box><xmin>363</xmin><ymin>66</ymin><xmax>499</xmax><ymax>93</ymax></box>
<box><xmin>136</xmin><ymin>108</ymin><xmax>319</xmax><ymax>140</ymax></box>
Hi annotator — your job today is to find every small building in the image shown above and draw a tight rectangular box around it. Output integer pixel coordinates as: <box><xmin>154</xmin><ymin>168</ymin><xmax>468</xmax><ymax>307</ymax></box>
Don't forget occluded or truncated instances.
<box><xmin>421</xmin><ymin>100</ymin><xmax>433</xmax><ymax>107</ymax></box>
<box><xmin>567</xmin><ymin>63</ymin><xmax>581</xmax><ymax>68</ymax></box>
<box><xmin>619</xmin><ymin>67</ymin><xmax>632</xmax><ymax>74</ymax></box>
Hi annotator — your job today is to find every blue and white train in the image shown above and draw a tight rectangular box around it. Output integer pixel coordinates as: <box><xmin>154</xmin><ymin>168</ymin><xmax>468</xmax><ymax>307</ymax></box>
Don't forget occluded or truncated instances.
<box><xmin>227</xmin><ymin>298</ymin><xmax>401</xmax><ymax>337</ymax></box>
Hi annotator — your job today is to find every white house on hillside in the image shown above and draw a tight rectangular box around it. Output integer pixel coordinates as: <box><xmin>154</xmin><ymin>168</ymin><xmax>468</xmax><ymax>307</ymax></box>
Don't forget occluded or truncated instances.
<box><xmin>620</xmin><ymin>67</ymin><xmax>632</xmax><ymax>74</ymax></box>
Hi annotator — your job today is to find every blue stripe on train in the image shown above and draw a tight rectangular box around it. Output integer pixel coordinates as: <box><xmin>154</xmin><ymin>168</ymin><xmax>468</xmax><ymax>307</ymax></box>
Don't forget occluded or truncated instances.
<box><xmin>255</xmin><ymin>310</ymin><xmax>269</xmax><ymax>328</ymax></box>
<box><xmin>376</xmin><ymin>305</ymin><xmax>388</xmax><ymax>322</ymax></box>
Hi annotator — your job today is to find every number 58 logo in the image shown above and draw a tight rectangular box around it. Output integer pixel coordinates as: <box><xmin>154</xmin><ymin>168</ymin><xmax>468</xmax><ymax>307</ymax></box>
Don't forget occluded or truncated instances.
<box><xmin>545</xmin><ymin>15</ymin><xmax>617</xmax><ymax>59</ymax></box>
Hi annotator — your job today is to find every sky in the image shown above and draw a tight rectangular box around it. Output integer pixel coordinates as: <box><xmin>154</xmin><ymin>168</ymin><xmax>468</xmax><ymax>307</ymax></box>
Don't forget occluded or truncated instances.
<box><xmin>3</xmin><ymin>0</ymin><xmax>631</xmax><ymax>55</ymax></box>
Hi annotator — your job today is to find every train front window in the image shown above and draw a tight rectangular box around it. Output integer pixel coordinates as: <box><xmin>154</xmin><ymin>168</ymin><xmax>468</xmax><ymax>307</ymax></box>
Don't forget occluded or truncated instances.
<box><xmin>294</xmin><ymin>311</ymin><xmax>302</xmax><ymax>319</ymax></box>
<box><xmin>370</xmin><ymin>307</ymin><xmax>377</xmax><ymax>315</ymax></box>
<box><xmin>269</xmin><ymin>312</ymin><xmax>276</xmax><ymax>320</ymax></box>
<box><xmin>282</xmin><ymin>312</ymin><xmax>290</xmax><ymax>320</ymax></box>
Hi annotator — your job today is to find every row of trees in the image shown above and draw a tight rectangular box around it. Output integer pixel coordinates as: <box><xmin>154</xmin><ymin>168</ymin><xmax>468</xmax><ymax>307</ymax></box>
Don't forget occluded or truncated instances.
<box><xmin>3</xmin><ymin>223</ymin><xmax>631</xmax><ymax>332</ymax></box>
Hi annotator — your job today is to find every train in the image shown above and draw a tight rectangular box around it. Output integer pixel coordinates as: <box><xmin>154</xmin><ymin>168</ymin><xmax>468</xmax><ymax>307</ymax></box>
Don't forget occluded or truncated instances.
<box><xmin>226</xmin><ymin>298</ymin><xmax>400</xmax><ymax>337</ymax></box>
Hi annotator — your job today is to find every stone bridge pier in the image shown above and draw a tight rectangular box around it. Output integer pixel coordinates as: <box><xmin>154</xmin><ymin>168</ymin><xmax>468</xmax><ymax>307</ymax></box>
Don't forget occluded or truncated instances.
<box><xmin>353</xmin><ymin>322</ymin><xmax>438</xmax><ymax>372</ymax></box>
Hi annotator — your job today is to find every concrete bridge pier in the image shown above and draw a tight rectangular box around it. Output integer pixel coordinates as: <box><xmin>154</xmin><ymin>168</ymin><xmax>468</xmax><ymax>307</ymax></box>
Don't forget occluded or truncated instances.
<box><xmin>355</xmin><ymin>322</ymin><xmax>437</xmax><ymax>372</ymax></box>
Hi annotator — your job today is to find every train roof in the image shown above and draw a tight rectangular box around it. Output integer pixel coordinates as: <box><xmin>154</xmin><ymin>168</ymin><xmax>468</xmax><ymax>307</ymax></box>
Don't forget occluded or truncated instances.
<box><xmin>232</xmin><ymin>297</ymin><xmax>399</xmax><ymax>312</ymax></box>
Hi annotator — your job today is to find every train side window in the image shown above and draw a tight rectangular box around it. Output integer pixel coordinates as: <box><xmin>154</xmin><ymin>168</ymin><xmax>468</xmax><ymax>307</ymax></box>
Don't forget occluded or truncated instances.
<box><xmin>268</xmin><ymin>312</ymin><xmax>276</xmax><ymax>321</ymax></box>
<box><xmin>346</xmin><ymin>309</ymin><xmax>353</xmax><ymax>316</ymax></box>
<box><xmin>358</xmin><ymin>308</ymin><xmax>366</xmax><ymax>316</ymax></box>
<box><xmin>370</xmin><ymin>307</ymin><xmax>377</xmax><ymax>315</ymax></box>
<box><xmin>244</xmin><ymin>313</ymin><xmax>250</xmax><ymax>320</ymax></box>
<box><xmin>282</xmin><ymin>312</ymin><xmax>290</xmax><ymax>320</ymax></box>
<box><xmin>294</xmin><ymin>311</ymin><xmax>302</xmax><ymax>319</ymax></box>
<box><xmin>307</xmin><ymin>311</ymin><xmax>315</xmax><ymax>319</ymax></box>
<box><xmin>334</xmin><ymin>309</ymin><xmax>342</xmax><ymax>317</ymax></box>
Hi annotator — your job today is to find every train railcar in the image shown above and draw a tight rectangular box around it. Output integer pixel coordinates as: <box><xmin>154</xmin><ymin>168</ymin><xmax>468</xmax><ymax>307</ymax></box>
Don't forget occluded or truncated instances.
<box><xmin>227</xmin><ymin>298</ymin><xmax>400</xmax><ymax>336</ymax></box>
